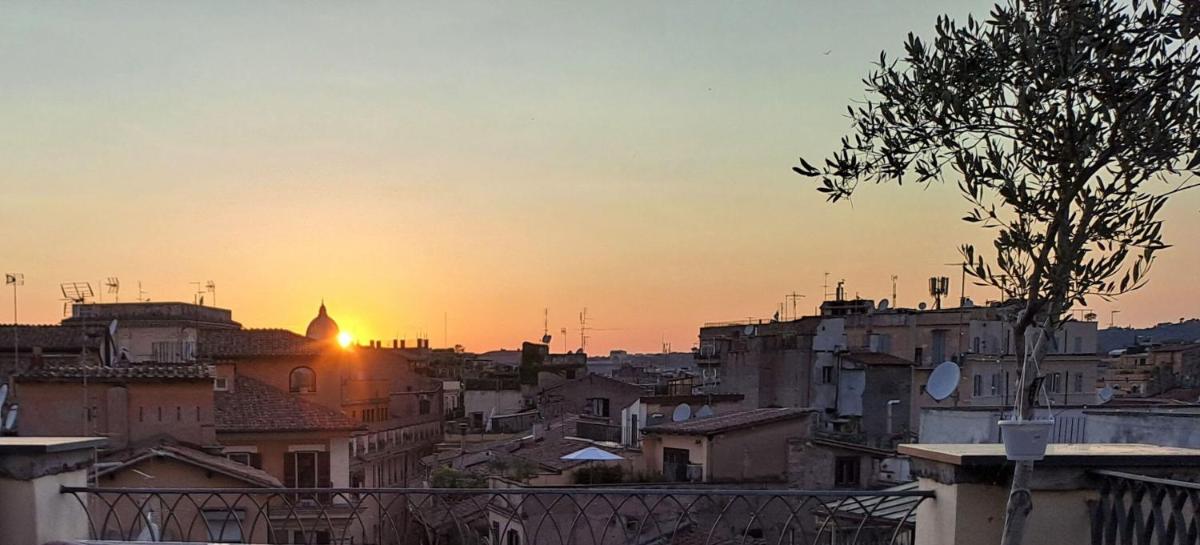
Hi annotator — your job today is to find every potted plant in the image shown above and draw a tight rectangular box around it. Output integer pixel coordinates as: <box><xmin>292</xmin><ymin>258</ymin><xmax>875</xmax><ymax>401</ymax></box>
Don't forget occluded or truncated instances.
<box><xmin>998</xmin><ymin>419</ymin><xmax>1054</xmax><ymax>461</ymax></box>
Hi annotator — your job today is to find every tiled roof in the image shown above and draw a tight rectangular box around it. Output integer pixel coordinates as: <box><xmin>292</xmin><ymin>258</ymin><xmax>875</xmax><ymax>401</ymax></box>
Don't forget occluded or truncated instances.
<box><xmin>198</xmin><ymin>328</ymin><xmax>324</xmax><ymax>358</ymax></box>
<box><xmin>641</xmin><ymin>393</ymin><xmax>745</xmax><ymax>405</ymax></box>
<box><xmin>17</xmin><ymin>363</ymin><xmax>212</xmax><ymax>382</ymax></box>
<box><xmin>99</xmin><ymin>441</ymin><xmax>282</xmax><ymax>487</ymax></box>
<box><xmin>842</xmin><ymin>352</ymin><xmax>914</xmax><ymax>366</ymax></box>
<box><xmin>215</xmin><ymin>375</ymin><xmax>362</xmax><ymax>433</ymax></box>
<box><xmin>0</xmin><ymin>325</ymin><xmax>100</xmax><ymax>351</ymax></box>
<box><xmin>641</xmin><ymin>408</ymin><xmax>813</xmax><ymax>436</ymax></box>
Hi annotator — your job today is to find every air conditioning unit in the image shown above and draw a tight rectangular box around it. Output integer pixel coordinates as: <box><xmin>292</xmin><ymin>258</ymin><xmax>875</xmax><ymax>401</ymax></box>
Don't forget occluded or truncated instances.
<box><xmin>686</xmin><ymin>464</ymin><xmax>704</xmax><ymax>482</ymax></box>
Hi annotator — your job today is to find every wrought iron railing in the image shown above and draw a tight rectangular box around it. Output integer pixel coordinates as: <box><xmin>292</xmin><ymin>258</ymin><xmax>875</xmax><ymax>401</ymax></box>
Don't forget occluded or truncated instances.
<box><xmin>1090</xmin><ymin>470</ymin><xmax>1200</xmax><ymax>545</ymax></box>
<box><xmin>61</xmin><ymin>485</ymin><xmax>932</xmax><ymax>545</ymax></box>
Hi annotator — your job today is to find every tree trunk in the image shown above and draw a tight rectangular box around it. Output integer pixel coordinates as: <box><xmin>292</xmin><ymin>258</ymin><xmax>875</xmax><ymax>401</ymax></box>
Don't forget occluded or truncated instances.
<box><xmin>1000</xmin><ymin>309</ymin><xmax>1050</xmax><ymax>545</ymax></box>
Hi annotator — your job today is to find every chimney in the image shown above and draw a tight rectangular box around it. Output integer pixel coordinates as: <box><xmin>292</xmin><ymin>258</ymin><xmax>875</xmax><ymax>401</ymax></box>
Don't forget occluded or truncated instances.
<box><xmin>400</xmin><ymin>339</ymin><xmax>407</xmax><ymax>349</ymax></box>
<box><xmin>393</xmin><ymin>339</ymin><xmax>398</xmax><ymax>349</ymax></box>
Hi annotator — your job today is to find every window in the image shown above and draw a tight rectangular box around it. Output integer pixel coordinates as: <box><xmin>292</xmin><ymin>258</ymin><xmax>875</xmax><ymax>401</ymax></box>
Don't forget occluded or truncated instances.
<box><xmin>289</xmin><ymin>367</ymin><xmax>316</xmax><ymax>393</ymax></box>
<box><xmin>213</xmin><ymin>377</ymin><xmax>228</xmax><ymax>391</ymax></box>
<box><xmin>1074</xmin><ymin>374</ymin><xmax>1084</xmax><ymax>393</ymax></box>
<box><xmin>507</xmin><ymin>529</ymin><xmax>521</xmax><ymax>545</ymax></box>
<box><xmin>972</xmin><ymin>375</ymin><xmax>983</xmax><ymax>396</ymax></box>
<box><xmin>914</xmin><ymin>347</ymin><xmax>924</xmax><ymax>366</ymax></box>
<box><xmin>821</xmin><ymin>366</ymin><xmax>834</xmax><ymax>384</ymax></box>
<box><xmin>1048</xmin><ymin>373</ymin><xmax>1062</xmax><ymax>393</ymax></box>
<box><xmin>284</xmin><ymin>451</ymin><xmax>330</xmax><ymax>498</ymax></box>
<box><xmin>972</xmin><ymin>337</ymin><xmax>981</xmax><ymax>353</ymax></box>
<box><xmin>990</xmin><ymin>373</ymin><xmax>1000</xmax><ymax>396</ymax></box>
<box><xmin>834</xmin><ymin>457</ymin><xmax>861</xmax><ymax>488</ymax></box>
<box><xmin>419</xmin><ymin>395</ymin><xmax>431</xmax><ymax>415</ymax></box>
<box><xmin>931</xmin><ymin>330</ymin><xmax>947</xmax><ymax>363</ymax></box>
<box><xmin>203</xmin><ymin>509</ymin><xmax>244</xmax><ymax>543</ymax></box>
<box><xmin>227</xmin><ymin>452</ymin><xmax>252</xmax><ymax>466</ymax></box>
<box><xmin>587</xmin><ymin>397</ymin><xmax>610</xmax><ymax>417</ymax></box>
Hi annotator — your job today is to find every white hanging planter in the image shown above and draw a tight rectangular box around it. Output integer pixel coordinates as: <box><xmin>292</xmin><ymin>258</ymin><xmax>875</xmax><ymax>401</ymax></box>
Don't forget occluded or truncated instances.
<box><xmin>998</xmin><ymin>419</ymin><xmax>1054</xmax><ymax>461</ymax></box>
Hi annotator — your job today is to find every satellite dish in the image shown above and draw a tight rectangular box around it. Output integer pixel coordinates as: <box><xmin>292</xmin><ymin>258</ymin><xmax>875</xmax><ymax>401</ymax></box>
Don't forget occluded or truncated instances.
<box><xmin>743</xmin><ymin>325</ymin><xmax>756</xmax><ymax>336</ymax></box>
<box><xmin>696</xmin><ymin>405</ymin><xmax>714</xmax><ymax>418</ymax></box>
<box><xmin>1096</xmin><ymin>386</ymin><xmax>1115</xmax><ymax>404</ymax></box>
<box><xmin>878</xmin><ymin>299</ymin><xmax>890</xmax><ymax>310</ymax></box>
<box><xmin>671</xmin><ymin>403</ymin><xmax>692</xmax><ymax>422</ymax></box>
<box><xmin>926</xmin><ymin>361</ymin><xmax>961</xmax><ymax>401</ymax></box>
<box><xmin>541</xmin><ymin>334</ymin><xmax>552</xmax><ymax>344</ymax></box>
<box><xmin>4</xmin><ymin>404</ymin><xmax>17</xmax><ymax>431</ymax></box>
<box><xmin>0</xmin><ymin>384</ymin><xmax>8</xmax><ymax>408</ymax></box>
<box><xmin>918</xmin><ymin>302</ymin><xmax>928</xmax><ymax>311</ymax></box>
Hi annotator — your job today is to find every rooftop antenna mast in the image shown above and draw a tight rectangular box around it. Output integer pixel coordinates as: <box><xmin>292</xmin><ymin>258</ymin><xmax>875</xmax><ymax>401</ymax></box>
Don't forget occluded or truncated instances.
<box><xmin>891</xmin><ymin>275</ymin><xmax>898</xmax><ymax>306</ymax></box>
<box><xmin>945</xmin><ymin>261</ymin><xmax>968</xmax><ymax>306</ymax></box>
<box><xmin>541</xmin><ymin>309</ymin><xmax>552</xmax><ymax>344</ymax></box>
<box><xmin>6</xmin><ymin>274</ymin><xmax>23</xmax><ymax>377</ymax></box>
<box><xmin>578</xmin><ymin>308</ymin><xmax>590</xmax><ymax>353</ymax></box>
<box><xmin>105</xmin><ymin>277</ymin><xmax>120</xmax><ymax>303</ymax></box>
<box><xmin>190</xmin><ymin>282</ymin><xmax>205</xmax><ymax>305</ymax></box>
<box><xmin>823</xmin><ymin>272</ymin><xmax>831</xmax><ymax>301</ymax></box>
<box><xmin>928</xmin><ymin>277</ymin><xmax>950</xmax><ymax>310</ymax></box>
<box><xmin>205</xmin><ymin>281</ymin><xmax>216</xmax><ymax>307</ymax></box>
<box><xmin>1109</xmin><ymin>310</ymin><xmax>1121</xmax><ymax>329</ymax></box>
<box><xmin>785</xmin><ymin>292</ymin><xmax>806</xmax><ymax>321</ymax></box>
<box><xmin>137</xmin><ymin>281</ymin><xmax>149</xmax><ymax>302</ymax></box>
<box><xmin>560</xmin><ymin>327</ymin><xmax>568</xmax><ymax>353</ymax></box>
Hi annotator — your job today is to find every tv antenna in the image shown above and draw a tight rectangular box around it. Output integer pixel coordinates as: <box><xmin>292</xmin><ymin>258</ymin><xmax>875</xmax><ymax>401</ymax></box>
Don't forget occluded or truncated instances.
<box><xmin>823</xmin><ymin>272</ymin><xmax>831</xmax><ymax>301</ymax></box>
<box><xmin>191</xmin><ymin>282</ymin><xmax>205</xmax><ymax>305</ymax></box>
<box><xmin>105</xmin><ymin>277</ymin><xmax>120</xmax><ymax>303</ymax></box>
<box><xmin>1109</xmin><ymin>310</ymin><xmax>1121</xmax><ymax>328</ymax></box>
<box><xmin>785</xmin><ymin>292</ymin><xmax>805</xmax><ymax>321</ymax></box>
<box><xmin>891</xmin><ymin>275</ymin><xmax>898</xmax><ymax>306</ymax></box>
<box><xmin>579</xmin><ymin>308</ymin><xmax>590</xmax><ymax>353</ymax></box>
<box><xmin>205</xmin><ymin>281</ymin><xmax>216</xmax><ymax>307</ymax></box>
<box><xmin>137</xmin><ymin>281</ymin><xmax>149</xmax><ymax>302</ymax></box>
<box><xmin>541</xmin><ymin>308</ymin><xmax>552</xmax><ymax>344</ymax></box>
<box><xmin>60</xmin><ymin>282</ymin><xmax>94</xmax><ymax>316</ymax></box>
<box><xmin>928</xmin><ymin>276</ymin><xmax>950</xmax><ymax>310</ymax></box>
<box><xmin>945</xmin><ymin>261</ymin><xmax>968</xmax><ymax>307</ymax></box>
<box><xmin>560</xmin><ymin>327</ymin><xmax>568</xmax><ymax>353</ymax></box>
<box><xmin>6</xmin><ymin>274</ymin><xmax>23</xmax><ymax>376</ymax></box>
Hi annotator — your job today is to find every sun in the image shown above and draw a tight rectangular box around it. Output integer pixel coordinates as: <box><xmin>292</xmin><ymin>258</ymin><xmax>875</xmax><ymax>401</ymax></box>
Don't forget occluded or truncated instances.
<box><xmin>337</xmin><ymin>331</ymin><xmax>353</xmax><ymax>348</ymax></box>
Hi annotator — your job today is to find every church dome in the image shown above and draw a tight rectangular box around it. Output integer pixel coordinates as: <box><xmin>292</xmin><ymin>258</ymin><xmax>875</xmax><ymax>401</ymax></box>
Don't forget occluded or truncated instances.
<box><xmin>305</xmin><ymin>302</ymin><xmax>339</xmax><ymax>341</ymax></box>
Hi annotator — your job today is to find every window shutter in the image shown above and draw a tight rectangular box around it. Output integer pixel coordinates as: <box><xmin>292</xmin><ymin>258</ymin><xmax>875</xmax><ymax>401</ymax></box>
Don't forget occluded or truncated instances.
<box><xmin>318</xmin><ymin>451</ymin><xmax>331</xmax><ymax>488</ymax></box>
<box><xmin>250</xmin><ymin>453</ymin><xmax>262</xmax><ymax>470</ymax></box>
<box><xmin>283</xmin><ymin>453</ymin><xmax>296</xmax><ymax>488</ymax></box>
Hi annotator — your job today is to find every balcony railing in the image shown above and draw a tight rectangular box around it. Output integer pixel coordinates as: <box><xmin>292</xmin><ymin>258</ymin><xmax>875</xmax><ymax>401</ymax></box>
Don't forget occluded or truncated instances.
<box><xmin>61</xmin><ymin>485</ymin><xmax>932</xmax><ymax>545</ymax></box>
<box><xmin>1090</xmin><ymin>470</ymin><xmax>1200</xmax><ymax>545</ymax></box>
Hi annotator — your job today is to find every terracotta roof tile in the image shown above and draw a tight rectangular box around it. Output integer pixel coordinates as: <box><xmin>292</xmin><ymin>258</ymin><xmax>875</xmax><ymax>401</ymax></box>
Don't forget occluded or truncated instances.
<box><xmin>641</xmin><ymin>408</ymin><xmax>812</xmax><ymax>436</ymax></box>
<box><xmin>17</xmin><ymin>363</ymin><xmax>212</xmax><ymax>382</ymax></box>
<box><xmin>199</xmin><ymin>329</ymin><xmax>324</xmax><ymax>358</ymax></box>
<box><xmin>215</xmin><ymin>375</ymin><xmax>362</xmax><ymax>433</ymax></box>
<box><xmin>99</xmin><ymin>442</ymin><xmax>282</xmax><ymax>487</ymax></box>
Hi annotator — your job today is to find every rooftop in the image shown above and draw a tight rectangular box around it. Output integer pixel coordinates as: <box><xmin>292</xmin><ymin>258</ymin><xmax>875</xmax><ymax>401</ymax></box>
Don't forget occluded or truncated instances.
<box><xmin>215</xmin><ymin>375</ymin><xmax>362</xmax><ymax>433</ymax></box>
<box><xmin>198</xmin><ymin>328</ymin><xmax>322</xmax><ymax>358</ymax></box>
<box><xmin>842</xmin><ymin>351</ymin><xmax>915</xmax><ymax>367</ymax></box>
<box><xmin>0</xmin><ymin>436</ymin><xmax>107</xmax><ymax>455</ymax></box>
<box><xmin>18</xmin><ymin>363</ymin><xmax>213</xmax><ymax>382</ymax></box>
<box><xmin>98</xmin><ymin>441</ymin><xmax>282</xmax><ymax>487</ymax></box>
<box><xmin>641</xmin><ymin>408</ymin><xmax>813</xmax><ymax>436</ymax></box>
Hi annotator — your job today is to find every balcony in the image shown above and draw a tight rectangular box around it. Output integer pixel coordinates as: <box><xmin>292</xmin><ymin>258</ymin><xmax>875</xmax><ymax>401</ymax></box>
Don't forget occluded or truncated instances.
<box><xmin>58</xmin><ymin>485</ymin><xmax>930</xmax><ymax>544</ymax></box>
<box><xmin>10</xmin><ymin>438</ymin><xmax>1200</xmax><ymax>545</ymax></box>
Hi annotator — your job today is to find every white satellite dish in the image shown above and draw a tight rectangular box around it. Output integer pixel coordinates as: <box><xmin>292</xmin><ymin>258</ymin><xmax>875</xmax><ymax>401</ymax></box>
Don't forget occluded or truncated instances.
<box><xmin>1096</xmin><ymin>386</ymin><xmax>1115</xmax><ymax>405</ymax></box>
<box><xmin>926</xmin><ymin>361</ymin><xmax>961</xmax><ymax>401</ymax></box>
<box><xmin>671</xmin><ymin>403</ymin><xmax>692</xmax><ymax>422</ymax></box>
<box><xmin>696</xmin><ymin>405</ymin><xmax>714</xmax><ymax>418</ymax></box>
<box><xmin>918</xmin><ymin>302</ymin><xmax>928</xmax><ymax>310</ymax></box>
<box><xmin>743</xmin><ymin>325</ymin><xmax>756</xmax><ymax>336</ymax></box>
<box><xmin>4</xmin><ymin>404</ymin><xmax>17</xmax><ymax>431</ymax></box>
<box><xmin>0</xmin><ymin>384</ymin><xmax>8</xmax><ymax>408</ymax></box>
<box><xmin>878</xmin><ymin>299</ymin><xmax>890</xmax><ymax>310</ymax></box>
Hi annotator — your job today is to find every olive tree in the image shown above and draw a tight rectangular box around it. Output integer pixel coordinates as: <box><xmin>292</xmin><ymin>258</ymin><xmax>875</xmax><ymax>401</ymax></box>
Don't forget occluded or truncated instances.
<box><xmin>794</xmin><ymin>1</ymin><xmax>1200</xmax><ymax>543</ymax></box>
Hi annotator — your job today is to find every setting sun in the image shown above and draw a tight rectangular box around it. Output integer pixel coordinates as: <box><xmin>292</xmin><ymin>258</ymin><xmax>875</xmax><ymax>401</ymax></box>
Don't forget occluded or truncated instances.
<box><xmin>337</xmin><ymin>331</ymin><xmax>353</xmax><ymax>348</ymax></box>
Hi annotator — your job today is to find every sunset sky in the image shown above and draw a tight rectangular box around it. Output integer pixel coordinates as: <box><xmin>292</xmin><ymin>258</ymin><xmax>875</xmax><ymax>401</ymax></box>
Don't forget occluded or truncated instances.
<box><xmin>3</xmin><ymin>1</ymin><xmax>1198</xmax><ymax>354</ymax></box>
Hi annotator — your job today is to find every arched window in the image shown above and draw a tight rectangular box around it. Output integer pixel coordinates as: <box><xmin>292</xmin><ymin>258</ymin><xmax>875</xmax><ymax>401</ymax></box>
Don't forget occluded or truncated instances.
<box><xmin>290</xmin><ymin>367</ymin><xmax>316</xmax><ymax>393</ymax></box>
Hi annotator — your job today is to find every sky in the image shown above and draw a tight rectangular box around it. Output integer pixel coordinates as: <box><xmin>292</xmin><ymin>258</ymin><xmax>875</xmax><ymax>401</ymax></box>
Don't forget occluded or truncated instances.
<box><xmin>2</xmin><ymin>1</ymin><xmax>1198</xmax><ymax>354</ymax></box>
